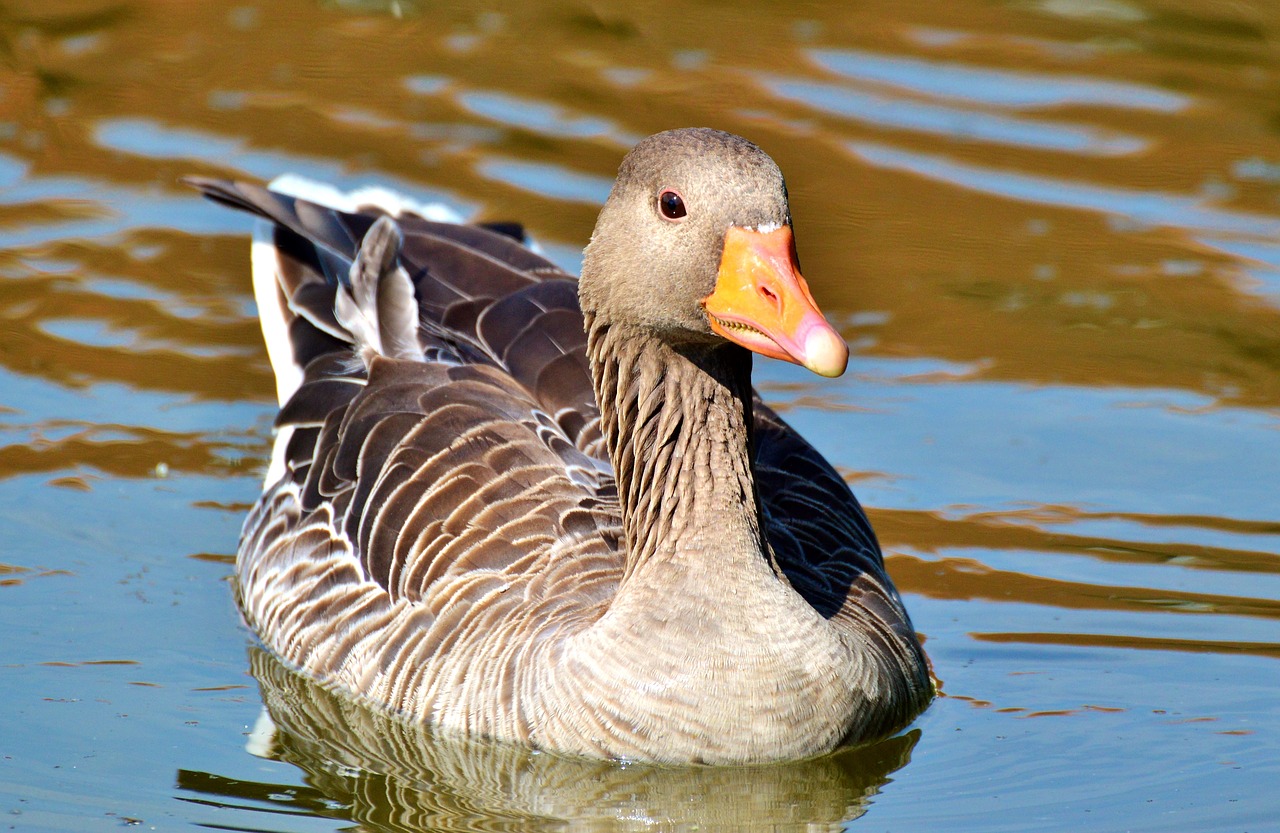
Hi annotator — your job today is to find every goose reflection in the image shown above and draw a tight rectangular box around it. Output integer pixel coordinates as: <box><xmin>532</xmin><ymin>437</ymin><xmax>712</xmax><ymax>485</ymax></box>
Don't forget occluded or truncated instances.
<box><xmin>177</xmin><ymin>648</ymin><xmax>921</xmax><ymax>831</ymax></box>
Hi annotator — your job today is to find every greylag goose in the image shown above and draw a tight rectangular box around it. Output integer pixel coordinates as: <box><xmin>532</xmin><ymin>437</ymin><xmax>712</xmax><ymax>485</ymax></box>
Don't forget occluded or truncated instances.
<box><xmin>191</xmin><ymin>128</ymin><xmax>931</xmax><ymax>764</ymax></box>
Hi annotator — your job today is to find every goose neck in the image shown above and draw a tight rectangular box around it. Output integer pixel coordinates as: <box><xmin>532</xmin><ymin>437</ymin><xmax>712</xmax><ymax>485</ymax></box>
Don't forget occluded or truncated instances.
<box><xmin>585</xmin><ymin>313</ymin><xmax>770</xmax><ymax>584</ymax></box>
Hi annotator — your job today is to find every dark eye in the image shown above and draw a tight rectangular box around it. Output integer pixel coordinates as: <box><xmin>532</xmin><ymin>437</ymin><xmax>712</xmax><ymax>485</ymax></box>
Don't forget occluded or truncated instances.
<box><xmin>658</xmin><ymin>189</ymin><xmax>686</xmax><ymax>221</ymax></box>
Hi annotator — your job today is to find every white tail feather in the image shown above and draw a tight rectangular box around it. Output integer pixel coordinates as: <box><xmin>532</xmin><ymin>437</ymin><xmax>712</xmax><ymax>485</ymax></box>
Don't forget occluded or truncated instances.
<box><xmin>268</xmin><ymin>173</ymin><xmax>466</xmax><ymax>222</ymax></box>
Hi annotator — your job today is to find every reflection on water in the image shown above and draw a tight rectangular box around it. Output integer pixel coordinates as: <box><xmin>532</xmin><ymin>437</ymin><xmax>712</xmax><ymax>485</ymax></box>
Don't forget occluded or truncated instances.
<box><xmin>176</xmin><ymin>650</ymin><xmax>917</xmax><ymax>832</ymax></box>
<box><xmin>765</xmin><ymin>76</ymin><xmax>1150</xmax><ymax>156</ymax></box>
<box><xmin>805</xmin><ymin>47</ymin><xmax>1191</xmax><ymax>111</ymax></box>
<box><xmin>845</xmin><ymin>140</ymin><xmax>1280</xmax><ymax>237</ymax></box>
<box><xmin>1</xmin><ymin>0</ymin><xmax>1278</xmax><ymax>830</ymax></box>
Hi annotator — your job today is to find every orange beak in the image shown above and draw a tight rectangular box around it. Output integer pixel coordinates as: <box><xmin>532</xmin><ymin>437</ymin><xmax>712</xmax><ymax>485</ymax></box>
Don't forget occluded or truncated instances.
<box><xmin>703</xmin><ymin>225</ymin><xmax>849</xmax><ymax>377</ymax></box>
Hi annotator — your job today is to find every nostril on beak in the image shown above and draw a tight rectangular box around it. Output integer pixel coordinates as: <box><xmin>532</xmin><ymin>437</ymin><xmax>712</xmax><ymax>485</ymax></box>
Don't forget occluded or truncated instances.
<box><xmin>758</xmin><ymin>284</ymin><xmax>779</xmax><ymax>308</ymax></box>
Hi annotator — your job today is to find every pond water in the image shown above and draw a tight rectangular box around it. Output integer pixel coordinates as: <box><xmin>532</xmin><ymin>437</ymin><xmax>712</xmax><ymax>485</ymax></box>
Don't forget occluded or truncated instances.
<box><xmin>1</xmin><ymin>0</ymin><xmax>1278</xmax><ymax>830</ymax></box>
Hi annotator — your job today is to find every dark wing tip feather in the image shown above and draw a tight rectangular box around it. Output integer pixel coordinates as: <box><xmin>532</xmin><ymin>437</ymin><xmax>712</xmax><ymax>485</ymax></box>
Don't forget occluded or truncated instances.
<box><xmin>184</xmin><ymin>175</ymin><xmax>371</xmax><ymax>262</ymax></box>
<box><xmin>478</xmin><ymin>221</ymin><xmax>525</xmax><ymax>242</ymax></box>
<box><xmin>182</xmin><ymin>175</ymin><xmax>267</xmax><ymax>216</ymax></box>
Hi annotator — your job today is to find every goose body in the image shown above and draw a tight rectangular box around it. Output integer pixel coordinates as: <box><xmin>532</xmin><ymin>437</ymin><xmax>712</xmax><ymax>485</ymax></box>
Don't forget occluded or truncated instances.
<box><xmin>196</xmin><ymin>129</ymin><xmax>931</xmax><ymax>763</ymax></box>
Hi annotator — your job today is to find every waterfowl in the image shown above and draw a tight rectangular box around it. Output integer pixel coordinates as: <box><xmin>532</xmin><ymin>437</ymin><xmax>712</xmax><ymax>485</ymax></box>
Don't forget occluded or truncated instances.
<box><xmin>192</xmin><ymin>128</ymin><xmax>931</xmax><ymax>764</ymax></box>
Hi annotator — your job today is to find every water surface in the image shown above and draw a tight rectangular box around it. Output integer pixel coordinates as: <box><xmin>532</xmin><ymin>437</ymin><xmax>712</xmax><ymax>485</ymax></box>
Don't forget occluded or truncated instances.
<box><xmin>1</xmin><ymin>0</ymin><xmax>1277</xmax><ymax>830</ymax></box>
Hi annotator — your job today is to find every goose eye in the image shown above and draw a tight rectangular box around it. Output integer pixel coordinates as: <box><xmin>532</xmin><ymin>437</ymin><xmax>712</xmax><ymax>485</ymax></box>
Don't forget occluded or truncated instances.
<box><xmin>658</xmin><ymin>189</ymin><xmax>686</xmax><ymax>221</ymax></box>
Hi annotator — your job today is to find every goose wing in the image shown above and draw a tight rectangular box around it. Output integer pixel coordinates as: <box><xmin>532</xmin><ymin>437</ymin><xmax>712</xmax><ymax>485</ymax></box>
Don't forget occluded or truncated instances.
<box><xmin>753</xmin><ymin>400</ymin><xmax>923</xmax><ymax>649</ymax></box>
<box><xmin>192</xmin><ymin>179</ymin><xmax>621</xmax><ymax>714</ymax></box>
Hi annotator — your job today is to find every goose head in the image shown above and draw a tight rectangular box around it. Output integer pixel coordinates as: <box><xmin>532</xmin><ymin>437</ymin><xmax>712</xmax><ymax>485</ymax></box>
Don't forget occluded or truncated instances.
<box><xmin>580</xmin><ymin>128</ymin><xmax>849</xmax><ymax>377</ymax></box>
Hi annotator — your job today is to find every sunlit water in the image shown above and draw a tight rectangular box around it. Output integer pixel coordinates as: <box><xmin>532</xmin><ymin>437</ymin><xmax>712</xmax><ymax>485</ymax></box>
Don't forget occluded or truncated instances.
<box><xmin>1</xmin><ymin>1</ymin><xmax>1277</xmax><ymax>830</ymax></box>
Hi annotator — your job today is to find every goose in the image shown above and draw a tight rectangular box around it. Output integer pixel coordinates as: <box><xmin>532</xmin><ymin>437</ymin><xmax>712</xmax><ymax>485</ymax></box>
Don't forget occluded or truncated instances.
<box><xmin>191</xmin><ymin>127</ymin><xmax>931</xmax><ymax>764</ymax></box>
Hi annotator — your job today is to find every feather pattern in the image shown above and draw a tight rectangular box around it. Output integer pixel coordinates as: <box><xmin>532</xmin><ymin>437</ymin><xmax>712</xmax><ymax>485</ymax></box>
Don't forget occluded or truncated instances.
<box><xmin>190</xmin><ymin>131</ymin><xmax>930</xmax><ymax>764</ymax></box>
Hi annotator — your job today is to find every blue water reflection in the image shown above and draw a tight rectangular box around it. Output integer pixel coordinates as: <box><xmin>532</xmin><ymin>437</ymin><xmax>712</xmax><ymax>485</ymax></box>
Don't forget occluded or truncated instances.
<box><xmin>766</xmin><ymin>77</ymin><xmax>1147</xmax><ymax>155</ymax></box>
<box><xmin>475</xmin><ymin>157</ymin><xmax>613</xmax><ymax>204</ymax></box>
<box><xmin>809</xmin><ymin>47</ymin><xmax>1189</xmax><ymax>112</ymax></box>
<box><xmin>847</xmin><ymin>140</ymin><xmax>1280</xmax><ymax>239</ymax></box>
<box><xmin>458</xmin><ymin>90</ymin><xmax>635</xmax><ymax>143</ymax></box>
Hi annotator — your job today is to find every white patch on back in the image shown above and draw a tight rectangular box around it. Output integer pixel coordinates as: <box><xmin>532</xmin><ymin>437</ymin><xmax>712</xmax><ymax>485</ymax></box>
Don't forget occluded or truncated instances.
<box><xmin>264</xmin><ymin>424</ymin><xmax>294</xmax><ymax>489</ymax></box>
<box><xmin>268</xmin><ymin>174</ymin><xmax>466</xmax><ymax>222</ymax></box>
<box><xmin>251</xmin><ymin>219</ymin><xmax>303</xmax><ymax>406</ymax></box>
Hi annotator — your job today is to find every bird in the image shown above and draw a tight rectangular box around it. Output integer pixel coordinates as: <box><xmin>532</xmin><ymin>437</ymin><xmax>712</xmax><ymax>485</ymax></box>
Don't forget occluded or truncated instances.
<box><xmin>189</xmin><ymin>127</ymin><xmax>932</xmax><ymax>764</ymax></box>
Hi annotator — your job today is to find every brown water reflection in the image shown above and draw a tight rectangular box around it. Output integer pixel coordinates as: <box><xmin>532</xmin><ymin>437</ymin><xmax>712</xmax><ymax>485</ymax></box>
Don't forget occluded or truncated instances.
<box><xmin>0</xmin><ymin>235</ymin><xmax>269</xmax><ymax>399</ymax></box>
<box><xmin>873</xmin><ymin>506</ymin><xmax>1280</xmax><ymax>576</ymax></box>
<box><xmin>3</xmin><ymin>0</ymin><xmax>1280</xmax><ymax>408</ymax></box>
<box><xmin>971</xmin><ymin>630</ymin><xmax>1280</xmax><ymax>659</ymax></box>
<box><xmin>2</xmin><ymin>0</ymin><xmax>1278</xmax><ymax>830</ymax></box>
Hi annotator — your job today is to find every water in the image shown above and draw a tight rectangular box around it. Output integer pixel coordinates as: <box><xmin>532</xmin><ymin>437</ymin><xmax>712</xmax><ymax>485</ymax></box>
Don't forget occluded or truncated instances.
<box><xmin>1</xmin><ymin>0</ymin><xmax>1277</xmax><ymax>830</ymax></box>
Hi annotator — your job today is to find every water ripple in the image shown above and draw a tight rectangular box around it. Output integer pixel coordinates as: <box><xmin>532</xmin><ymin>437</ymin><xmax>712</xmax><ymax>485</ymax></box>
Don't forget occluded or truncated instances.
<box><xmin>809</xmin><ymin>47</ymin><xmax>1189</xmax><ymax>112</ymax></box>
<box><xmin>846</xmin><ymin>140</ymin><xmax>1280</xmax><ymax>239</ymax></box>
<box><xmin>92</xmin><ymin>118</ymin><xmax>477</xmax><ymax>217</ymax></box>
<box><xmin>474</xmin><ymin>157</ymin><xmax>613</xmax><ymax>205</ymax></box>
<box><xmin>765</xmin><ymin>76</ymin><xmax>1146</xmax><ymax>155</ymax></box>
<box><xmin>457</xmin><ymin>90</ymin><xmax>637</xmax><ymax>144</ymax></box>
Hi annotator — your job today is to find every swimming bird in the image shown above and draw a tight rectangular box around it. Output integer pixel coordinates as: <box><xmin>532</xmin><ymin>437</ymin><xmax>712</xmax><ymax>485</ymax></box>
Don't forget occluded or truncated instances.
<box><xmin>191</xmin><ymin>128</ymin><xmax>931</xmax><ymax>764</ymax></box>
